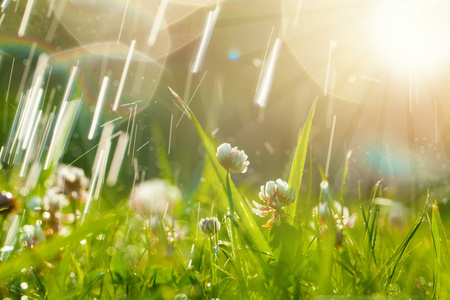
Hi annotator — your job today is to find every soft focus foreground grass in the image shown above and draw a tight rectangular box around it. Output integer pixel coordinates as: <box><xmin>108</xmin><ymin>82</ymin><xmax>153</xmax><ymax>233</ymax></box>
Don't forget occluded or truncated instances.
<box><xmin>0</xmin><ymin>99</ymin><xmax>449</xmax><ymax>299</ymax></box>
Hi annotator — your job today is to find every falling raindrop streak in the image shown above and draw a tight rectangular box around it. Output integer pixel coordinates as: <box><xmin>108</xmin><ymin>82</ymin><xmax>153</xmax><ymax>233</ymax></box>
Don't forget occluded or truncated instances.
<box><xmin>324</xmin><ymin>40</ymin><xmax>337</xmax><ymax>97</ymax></box>
<box><xmin>147</xmin><ymin>0</ymin><xmax>169</xmax><ymax>46</ymax></box>
<box><xmin>190</xmin><ymin>4</ymin><xmax>221</xmax><ymax>74</ymax></box>
<box><xmin>88</xmin><ymin>76</ymin><xmax>109</xmax><ymax>140</ymax></box>
<box><xmin>254</xmin><ymin>37</ymin><xmax>282</xmax><ymax>108</ymax></box>
<box><xmin>113</xmin><ymin>40</ymin><xmax>136</xmax><ymax>111</ymax></box>
<box><xmin>325</xmin><ymin>115</ymin><xmax>337</xmax><ymax>177</ymax></box>
<box><xmin>17</xmin><ymin>0</ymin><xmax>35</xmax><ymax>37</ymax></box>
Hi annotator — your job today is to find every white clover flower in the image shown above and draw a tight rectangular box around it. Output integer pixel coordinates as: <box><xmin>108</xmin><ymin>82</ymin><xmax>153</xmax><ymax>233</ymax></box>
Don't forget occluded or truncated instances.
<box><xmin>199</xmin><ymin>217</ymin><xmax>221</xmax><ymax>235</ymax></box>
<box><xmin>216</xmin><ymin>143</ymin><xmax>249</xmax><ymax>173</ymax></box>
<box><xmin>131</xmin><ymin>179</ymin><xmax>182</xmax><ymax>216</ymax></box>
<box><xmin>253</xmin><ymin>179</ymin><xmax>295</xmax><ymax>228</ymax></box>
<box><xmin>43</xmin><ymin>187</ymin><xmax>69</xmax><ymax>211</ymax></box>
<box><xmin>57</xmin><ymin>165</ymin><xmax>89</xmax><ymax>200</ymax></box>
<box><xmin>312</xmin><ymin>200</ymin><xmax>357</xmax><ymax>229</ymax></box>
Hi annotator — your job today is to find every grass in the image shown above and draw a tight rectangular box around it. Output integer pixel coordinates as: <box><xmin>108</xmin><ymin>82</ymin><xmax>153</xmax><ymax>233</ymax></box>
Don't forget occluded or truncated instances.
<box><xmin>0</xmin><ymin>96</ymin><xmax>449</xmax><ymax>300</ymax></box>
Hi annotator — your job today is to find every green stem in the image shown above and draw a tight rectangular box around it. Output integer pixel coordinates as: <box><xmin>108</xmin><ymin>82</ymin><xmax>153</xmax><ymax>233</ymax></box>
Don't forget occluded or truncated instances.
<box><xmin>209</xmin><ymin>237</ymin><xmax>217</xmax><ymax>297</ymax></box>
<box><xmin>226</xmin><ymin>171</ymin><xmax>234</xmax><ymax>216</ymax></box>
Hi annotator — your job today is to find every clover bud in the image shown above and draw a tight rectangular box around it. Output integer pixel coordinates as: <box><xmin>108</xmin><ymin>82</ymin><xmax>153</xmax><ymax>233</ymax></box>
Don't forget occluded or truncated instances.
<box><xmin>216</xmin><ymin>143</ymin><xmax>250</xmax><ymax>173</ymax></box>
<box><xmin>199</xmin><ymin>217</ymin><xmax>221</xmax><ymax>235</ymax></box>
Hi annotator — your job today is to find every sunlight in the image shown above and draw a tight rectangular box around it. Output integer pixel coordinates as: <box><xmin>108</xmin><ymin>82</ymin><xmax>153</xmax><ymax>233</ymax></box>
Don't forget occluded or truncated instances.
<box><xmin>372</xmin><ymin>0</ymin><xmax>450</xmax><ymax>71</ymax></box>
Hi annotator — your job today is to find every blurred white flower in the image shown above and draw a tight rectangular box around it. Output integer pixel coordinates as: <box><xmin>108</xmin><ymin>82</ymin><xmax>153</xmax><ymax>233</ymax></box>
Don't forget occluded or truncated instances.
<box><xmin>131</xmin><ymin>179</ymin><xmax>182</xmax><ymax>216</ymax></box>
<box><xmin>56</xmin><ymin>165</ymin><xmax>89</xmax><ymax>200</ymax></box>
<box><xmin>20</xmin><ymin>222</ymin><xmax>46</xmax><ymax>248</ymax></box>
<box><xmin>312</xmin><ymin>200</ymin><xmax>357</xmax><ymax>229</ymax></box>
<box><xmin>253</xmin><ymin>179</ymin><xmax>295</xmax><ymax>228</ymax></box>
<box><xmin>199</xmin><ymin>217</ymin><xmax>221</xmax><ymax>235</ymax></box>
<box><xmin>216</xmin><ymin>143</ymin><xmax>249</xmax><ymax>173</ymax></box>
<box><xmin>43</xmin><ymin>187</ymin><xmax>69</xmax><ymax>211</ymax></box>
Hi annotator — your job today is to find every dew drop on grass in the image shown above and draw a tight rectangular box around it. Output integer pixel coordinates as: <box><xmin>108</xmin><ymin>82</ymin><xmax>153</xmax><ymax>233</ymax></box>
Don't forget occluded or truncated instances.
<box><xmin>80</xmin><ymin>239</ymin><xmax>87</xmax><ymax>245</ymax></box>
<box><xmin>320</xmin><ymin>180</ymin><xmax>329</xmax><ymax>190</ymax></box>
<box><xmin>20</xmin><ymin>282</ymin><xmax>28</xmax><ymax>290</ymax></box>
<box><xmin>107</xmin><ymin>247</ymin><xmax>116</xmax><ymax>256</ymax></box>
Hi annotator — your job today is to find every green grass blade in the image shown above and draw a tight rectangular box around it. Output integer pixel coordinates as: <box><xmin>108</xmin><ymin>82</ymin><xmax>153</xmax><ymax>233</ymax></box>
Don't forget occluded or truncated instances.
<box><xmin>380</xmin><ymin>192</ymin><xmax>428</xmax><ymax>285</ymax></box>
<box><xmin>285</xmin><ymin>99</ymin><xmax>316</xmax><ymax>225</ymax></box>
<box><xmin>169</xmin><ymin>88</ymin><xmax>271</xmax><ymax>254</ymax></box>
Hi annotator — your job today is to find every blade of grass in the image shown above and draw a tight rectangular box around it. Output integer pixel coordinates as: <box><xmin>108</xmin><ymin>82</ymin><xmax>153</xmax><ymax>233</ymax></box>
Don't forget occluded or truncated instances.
<box><xmin>286</xmin><ymin>99</ymin><xmax>316</xmax><ymax>225</ymax></box>
<box><xmin>380</xmin><ymin>192</ymin><xmax>429</xmax><ymax>286</ymax></box>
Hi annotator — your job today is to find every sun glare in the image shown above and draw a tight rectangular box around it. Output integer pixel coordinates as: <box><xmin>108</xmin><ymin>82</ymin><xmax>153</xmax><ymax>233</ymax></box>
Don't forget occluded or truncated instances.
<box><xmin>373</xmin><ymin>0</ymin><xmax>450</xmax><ymax>71</ymax></box>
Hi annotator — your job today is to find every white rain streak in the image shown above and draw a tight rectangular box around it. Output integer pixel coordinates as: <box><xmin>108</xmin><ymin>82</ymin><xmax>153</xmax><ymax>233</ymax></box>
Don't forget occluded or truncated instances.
<box><xmin>168</xmin><ymin>113</ymin><xmax>173</xmax><ymax>154</ymax></box>
<box><xmin>1</xmin><ymin>0</ymin><xmax>11</xmax><ymax>11</ymax></box>
<box><xmin>117</xmin><ymin>0</ymin><xmax>130</xmax><ymax>43</ymax></box>
<box><xmin>88</xmin><ymin>76</ymin><xmax>109</xmax><ymax>140</ymax></box>
<box><xmin>10</xmin><ymin>90</ymin><xmax>32</xmax><ymax>162</ymax></box>
<box><xmin>2</xmin><ymin>95</ymin><xmax>25</xmax><ymax>163</ymax></box>
<box><xmin>15</xmin><ymin>42</ymin><xmax>36</xmax><ymax>104</ymax></box>
<box><xmin>264</xmin><ymin>141</ymin><xmax>275</xmax><ymax>154</ymax></box>
<box><xmin>147</xmin><ymin>0</ymin><xmax>169</xmax><ymax>46</ymax></box>
<box><xmin>190</xmin><ymin>5</ymin><xmax>221</xmax><ymax>74</ymax></box>
<box><xmin>0</xmin><ymin>215</ymin><xmax>19</xmax><ymax>262</ymax></box>
<box><xmin>113</xmin><ymin>39</ymin><xmax>136</xmax><ymax>111</ymax></box>
<box><xmin>18</xmin><ymin>0</ymin><xmax>35</xmax><ymax>37</ymax></box>
<box><xmin>176</xmin><ymin>71</ymin><xmax>208</xmax><ymax>128</ymax></box>
<box><xmin>46</xmin><ymin>0</ymin><xmax>56</xmax><ymax>17</ymax></box>
<box><xmin>0</xmin><ymin>147</ymin><xmax>3</xmax><ymax>169</ymax></box>
<box><xmin>22</xmin><ymin>88</ymin><xmax>44</xmax><ymax>150</ymax></box>
<box><xmin>45</xmin><ymin>0</ymin><xmax>68</xmax><ymax>42</ymax></box>
<box><xmin>253</xmin><ymin>38</ymin><xmax>282</xmax><ymax>108</ymax></box>
<box><xmin>131</xmin><ymin>123</ymin><xmax>138</xmax><ymax>166</ymax></box>
<box><xmin>0</xmin><ymin>14</ymin><xmax>5</xmax><ymax>27</ymax></box>
<box><xmin>44</xmin><ymin>65</ymin><xmax>79</xmax><ymax>169</ymax></box>
<box><xmin>127</xmin><ymin>105</ymin><xmax>137</xmax><ymax>156</ymax></box>
<box><xmin>20</xmin><ymin>110</ymin><xmax>42</xmax><ymax>177</ymax></box>
<box><xmin>81</xmin><ymin>150</ymin><xmax>104</xmax><ymax>224</ymax></box>
<box><xmin>5</xmin><ymin>58</ymin><xmax>15</xmax><ymax>102</ymax></box>
<box><xmin>293</xmin><ymin>0</ymin><xmax>303</xmax><ymax>27</ymax></box>
<box><xmin>325</xmin><ymin>70</ymin><xmax>336</xmax><ymax>128</ymax></box>
<box><xmin>26</xmin><ymin>110</ymin><xmax>55</xmax><ymax>188</ymax></box>
<box><xmin>101</xmin><ymin>116</ymin><xmax>122</xmax><ymax>128</ymax></box>
<box><xmin>107</xmin><ymin>132</ymin><xmax>129</xmax><ymax>186</ymax></box>
<box><xmin>19</xmin><ymin>53</ymin><xmax>49</xmax><ymax>147</ymax></box>
<box><xmin>3</xmin><ymin>58</ymin><xmax>15</xmax><ymax>131</ymax></box>
<box><xmin>325</xmin><ymin>115</ymin><xmax>337</xmax><ymax>177</ymax></box>
<box><xmin>137</xmin><ymin>140</ymin><xmax>149</xmax><ymax>152</ymax></box>
<box><xmin>324</xmin><ymin>40</ymin><xmax>337</xmax><ymax>97</ymax></box>
<box><xmin>93</xmin><ymin>124</ymin><xmax>114</xmax><ymax>200</ymax></box>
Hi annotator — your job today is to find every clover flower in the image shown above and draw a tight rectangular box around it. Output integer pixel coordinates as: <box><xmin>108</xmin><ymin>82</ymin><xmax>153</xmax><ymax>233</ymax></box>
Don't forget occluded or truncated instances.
<box><xmin>253</xmin><ymin>179</ymin><xmax>295</xmax><ymax>228</ymax></box>
<box><xmin>56</xmin><ymin>165</ymin><xmax>89</xmax><ymax>200</ymax></box>
<box><xmin>312</xmin><ymin>200</ymin><xmax>357</xmax><ymax>230</ymax></box>
<box><xmin>43</xmin><ymin>187</ymin><xmax>69</xmax><ymax>212</ymax></box>
<box><xmin>216</xmin><ymin>143</ymin><xmax>249</xmax><ymax>173</ymax></box>
<box><xmin>131</xmin><ymin>179</ymin><xmax>182</xmax><ymax>216</ymax></box>
<box><xmin>0</xmin><ymin>191</ymin><xmax>18</xmax><ymax>216</ymax></box>
<box><xmin>199</xmin><ymin>217</ymin><xmax>221</xmax><ymax>235</ymax></box>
